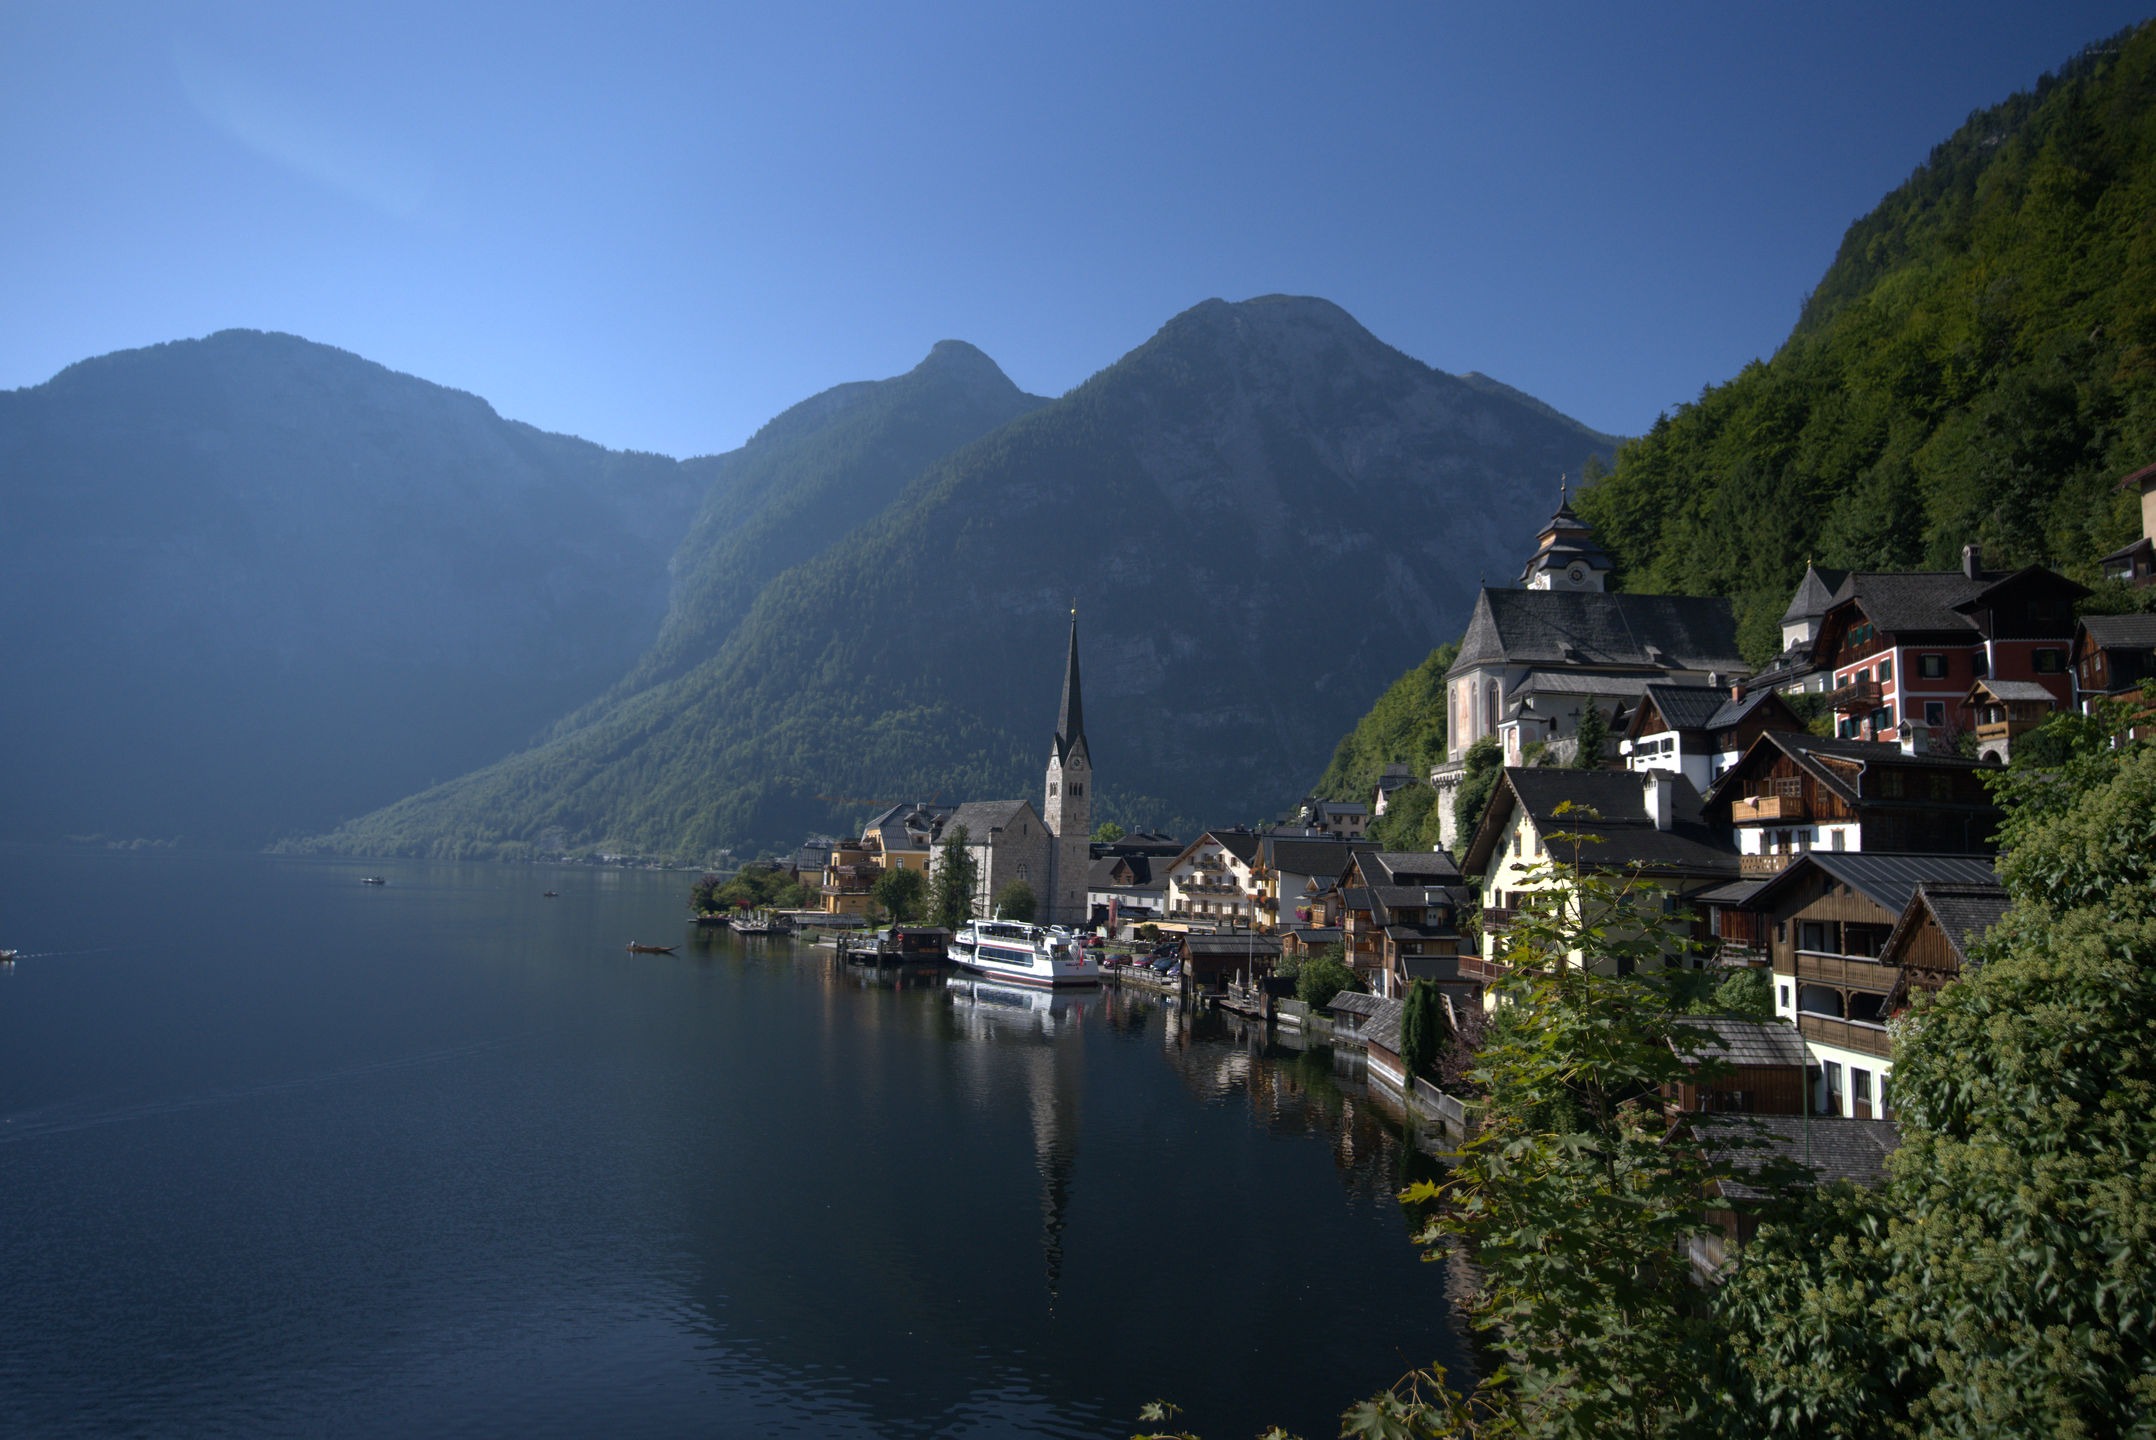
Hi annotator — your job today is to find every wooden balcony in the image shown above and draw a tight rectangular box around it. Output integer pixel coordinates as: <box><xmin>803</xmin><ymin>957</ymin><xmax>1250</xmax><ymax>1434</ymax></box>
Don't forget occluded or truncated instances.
<box><xmin>1798</xmin><ymin>1012</ymin><xmax>1892</xmax><ymax>1058</ymax></box>
<box><xmin>1795</xmin><ymin>952</ymin><xmax>1896</xmax><ymax>989</ymax></box>
<box><xmin>1739</xmin><ymin>853</ymin><xmax>1792</xmax><ymax>877</ymax></box>
<box><xmin>1457</xmin><ymin>954</ymin><xmax>1509</xmax><ymax>983</ymax></box>
<box><xmin>1731</xmin><ymin>793</ymin><xmax>1810</xmax><ymax>823</ymax></box>
<box><xmin>1827</xmin><ymin>680</ymin><xmax>1885</xmax><ymax>714</ymax></box>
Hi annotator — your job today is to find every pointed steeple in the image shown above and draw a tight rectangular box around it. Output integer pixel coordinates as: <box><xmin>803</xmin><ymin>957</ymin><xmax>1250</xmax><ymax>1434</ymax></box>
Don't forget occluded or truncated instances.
<box><xmin>1055</xmin><ymin>611</ymin><xmax>1086</xmax><ymax>762</ymax></box>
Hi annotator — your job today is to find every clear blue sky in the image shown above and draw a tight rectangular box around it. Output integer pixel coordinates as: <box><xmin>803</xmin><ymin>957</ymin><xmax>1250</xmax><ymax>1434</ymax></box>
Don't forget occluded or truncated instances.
<box><xmin>3</xmin><ymin>2</ymin><xmax>2148</xmax><ymax>458</ymax></box>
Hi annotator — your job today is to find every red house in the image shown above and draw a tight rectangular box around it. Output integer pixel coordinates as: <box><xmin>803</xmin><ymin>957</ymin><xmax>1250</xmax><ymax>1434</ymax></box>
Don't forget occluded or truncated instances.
<box><xmin>1811</xmin><ymin>548</ymin><xmax>2087</xmax><ymax>743</ymax></box>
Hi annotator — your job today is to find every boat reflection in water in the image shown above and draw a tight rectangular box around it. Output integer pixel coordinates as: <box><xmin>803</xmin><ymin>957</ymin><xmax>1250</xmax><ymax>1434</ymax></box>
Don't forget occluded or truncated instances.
<box><xmin>944</xmin><ymin>974</ymin><xmax>1098</xmax><ymax>1035</ymax></box>
<box><xmin>945</xmin><ymin>975</ymin><xmax>1092</xmax><ymax>1298</ymax></box>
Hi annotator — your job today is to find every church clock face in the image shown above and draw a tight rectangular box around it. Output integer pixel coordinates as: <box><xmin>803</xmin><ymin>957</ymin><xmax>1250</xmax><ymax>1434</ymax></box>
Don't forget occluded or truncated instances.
<box><xmin>1567</xmin><ymin>564</ymin><xmax>1587</xmax><ymax>586</ymax></box>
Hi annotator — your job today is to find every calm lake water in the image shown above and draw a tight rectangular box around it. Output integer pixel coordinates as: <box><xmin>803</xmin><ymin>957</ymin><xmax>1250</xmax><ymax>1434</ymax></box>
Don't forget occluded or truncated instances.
<box><xmin>0</xmin><ymin>845</ymin><xmax>1464</xmax><ymax>1439</ymax></box>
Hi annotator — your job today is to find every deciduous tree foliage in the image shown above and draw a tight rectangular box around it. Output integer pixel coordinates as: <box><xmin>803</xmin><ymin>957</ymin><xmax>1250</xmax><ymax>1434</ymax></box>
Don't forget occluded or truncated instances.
<box><xmin>869</xmin><ymin>865</ymin><xmax>926</xmax><ymax>924</ymax></box>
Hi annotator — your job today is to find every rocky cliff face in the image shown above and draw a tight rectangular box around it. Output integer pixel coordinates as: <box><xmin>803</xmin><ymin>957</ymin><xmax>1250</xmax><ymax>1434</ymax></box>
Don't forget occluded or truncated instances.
<box><xmin>0</xmin><ymin>330</ymin><xmax>703</xmax><ymax>844</ymax></box>
<box><xmin>320</xmin><ymin>295</ymin><xmax>1617</xmax><ymax>859</ymax></box>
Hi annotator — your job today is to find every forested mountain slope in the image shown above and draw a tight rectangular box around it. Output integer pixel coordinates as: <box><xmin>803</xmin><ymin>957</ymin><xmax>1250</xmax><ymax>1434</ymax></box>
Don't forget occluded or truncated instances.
<box><xmin>600</xmin><ymin>339</ymin><xmax>1046</xmax><ymax>706</ymax></box>
<box><xmin>1577</xmin><ymin>21</ymin><xmax>2156</xmax><ymax>662</ymax></box>
<box><xmin>0</xmin><ymin>331</ymin><xmax>702</xmax><ymax>846</ymax></box>
<box><xmin>320</xmin><ymin>295</ymin><xmax>1617</xmax><ymax>860</ymax></box>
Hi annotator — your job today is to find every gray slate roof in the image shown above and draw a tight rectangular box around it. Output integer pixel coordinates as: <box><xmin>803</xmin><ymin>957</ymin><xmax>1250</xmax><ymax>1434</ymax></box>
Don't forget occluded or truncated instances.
<box><xmin>1182</xmin><ymin>934</ymin><xmax>1283</xmax><ymax>958</ymax></box>
<box><xmin>1452</xmin><ymin>589</ymin><xmax>1747</xmax><ymax>675</ymax></box>
<box><xmin>1973</xmin><ymin>679</ymin><xmax>2059</xmax><ymax>703</ymax></box>
<box><xmin>942</xmin><ymin>799</ymin><xmax>1039</xmax><ymax>840</ymax></box>
<box><xmin>1709</xmin><ymin>731</ymin><xmax>1994</xmax><ymax>809</ymax></box>
<box><xmin>1261</xmin><ymin>836</ymin><xmax>1373</xmax><ymax>879</ymax></box>
<box><xmin>1361</xmin><ymin>996</ymin><xmax>1410</xmax><ymax>1053</ymax></box>
<box><xmin>1362</xmin><ymin>851</ymin><xmax>1464</xmax><ymax>885</ymax></box>
<box><xmin>1675</xmin><ymin>1016</ymin><xmax>1807</xmax><ymax>1069</ymax></box>
<box><xmin>1828</xmin><ymin>570</ymin><xmax>1994</xmax><ymax>636</ymax></box>
<box><xmin>1693</xmin><ymin>879</ymin><xmax>1766</xmax><ymax>906</ymax></box>
<box><xmin>1327</xmin><ymin>992</ymin><xmax>1384</xmax><ymax>1019</ymax></box>
<box><xmin>1508</xmin><ymin>670</ymin><xmax>1656</xmax><ymax>701</ymax></box>
<box><xmin>1780</xmin><ymin>565</ymin><xmax>1851</xmax><ymax>625</ymax></box>
<box><xmin>1891</xmin><ymin>882</ymin><xmax>2012</xmax><ymax>968</ymax></box>
<box><xmin>1747</xmin><ymin>852</ymin><xmax>2000</xmax><ymax>917</ymax></box>
<box><xmin>2081</xmin><ymin>614</ymin><xmax>2156</xmax><ymax>648</ymax></box>
<box><xmin>1467</xmin><ymin>768</ymin><xmax>1737</xmax><ymax>879</ymax></box>
<box><xmin>1693</xmin><ymin>1116</ymin><xmax>1902</xmax><ymax>1199</ymax></box>
<box><xmin>1640</xmin><ymin>683</ymin><xmax>1735</xmax><ymax>732</ymax></box>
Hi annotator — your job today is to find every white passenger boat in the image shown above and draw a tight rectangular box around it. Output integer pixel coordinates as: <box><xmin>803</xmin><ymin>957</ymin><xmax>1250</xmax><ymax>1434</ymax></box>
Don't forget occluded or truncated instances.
<box><xmin>950</xmin><ymin>918</ymin><xmax>1100</xmax><ymax>988</ymax></box>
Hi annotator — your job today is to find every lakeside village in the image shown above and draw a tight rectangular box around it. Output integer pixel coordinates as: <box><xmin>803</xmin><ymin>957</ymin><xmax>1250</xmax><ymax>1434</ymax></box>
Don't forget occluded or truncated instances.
<box><xmin>697</xmin><ymin>463</ymin><xmax>2156</xmax><ymax>1253</ymax></box>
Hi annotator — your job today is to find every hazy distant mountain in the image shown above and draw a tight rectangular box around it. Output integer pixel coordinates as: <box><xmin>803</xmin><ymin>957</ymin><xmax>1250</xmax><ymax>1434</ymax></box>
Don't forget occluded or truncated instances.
<box><xmin>0</xmin><ymin>330</ymin><xmax>702</xmax><ymax>845</ymax></box>
<box><xmin>320</xmin><ymin>295</ymin><xmax>1618</xmax><ymax>860</ymax></box>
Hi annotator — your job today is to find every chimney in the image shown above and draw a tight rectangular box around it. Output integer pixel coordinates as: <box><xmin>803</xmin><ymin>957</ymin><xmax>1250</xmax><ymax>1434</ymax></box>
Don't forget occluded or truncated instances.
<box><xmin>1730</xmin><ymin>679</ymin><xmax>1746</xmax><ymax>702</ymax></box>
<box><xmin>1642</xmin><ymin>772</ymin><xmax>1677</xmax><ymax>831</ymax></box>
<box><xmin>1897</xmin><ymin>719</ymin><xmax>1929</xmax><ymax>757</ymax></box>
<box><xmin>1962</xmin><ymin>543</ymin><xmax>1982</xmax><ymax>580</ymax></box>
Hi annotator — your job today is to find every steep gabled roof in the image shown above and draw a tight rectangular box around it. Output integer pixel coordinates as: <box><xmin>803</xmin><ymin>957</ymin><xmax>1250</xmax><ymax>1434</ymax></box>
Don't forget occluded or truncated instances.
<box><xmin>1823</xmin><ymin>571</ymin><xmax>1992</xmax><ymax>639</ymax></box>
<box><xmin>1706</xmin><ymin>731</ymin><xmax>1993</xmax><ymax>810</ymax></box>
<box><xmin>1461</xmin><ymin>767</ymin><xmax>1737</xmax><ymax>879</ymax></box>
<box><xmin>1745</xmin><ymin>852</ymin><xmax>2000</xmax><ymax>917</ymax></box>
<box><xmin>1967</xmin><ymin>678</ymin><xmax>2059</xmax><ymax>705</ymax></box>
<box><xmin>1637</xmin><ymin>683</ymin><xmax>1735</xmax><ymax>733</ymax></box>
<box><xmin>1883</xmin><ymin>882</ymin><xmax>2011</xmax><ymax>972</ymax></box>
<box><xmin>942</xmin><ymin>799</ymin><xmax>1039</xmax><ymax>840</ymax></box>
<box><xmin>1451</xmin><ymin>588</ymin><xmax>1747</xmax><ymax>675</ymax></box>
<box><xmin>1780</xmin><ymin>564</ymin><xmax>1851</xmax><ymax>625</ymax></box>
<box><xmin>1705</xmin><ymin>687</ymin><xmax>1800</xmax><ymax>732</ymax></box>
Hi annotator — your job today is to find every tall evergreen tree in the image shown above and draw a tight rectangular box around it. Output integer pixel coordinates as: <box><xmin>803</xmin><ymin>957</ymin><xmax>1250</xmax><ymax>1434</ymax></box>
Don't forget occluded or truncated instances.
<box><xmin>931</xmin><ymin>825</ymin><xmax>978</xmax><ymax>931</ymax></box>
<box><xmin>1572</xmin><ymin>703</ymin><xmax>1608</xmax><ymax>770</ymax></box>
<box><xmin>1400</xmin><ymin>980</ymin><xmax>1446</xmax><ymax>1082</ymax></box>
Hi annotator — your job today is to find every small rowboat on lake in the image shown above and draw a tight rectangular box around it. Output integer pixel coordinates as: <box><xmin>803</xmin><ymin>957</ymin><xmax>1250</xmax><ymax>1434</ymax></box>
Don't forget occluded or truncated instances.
<box><xmin>625</xmin><ymin>942</ymin><xmax>677</xmax><ymax>954</ymax></box>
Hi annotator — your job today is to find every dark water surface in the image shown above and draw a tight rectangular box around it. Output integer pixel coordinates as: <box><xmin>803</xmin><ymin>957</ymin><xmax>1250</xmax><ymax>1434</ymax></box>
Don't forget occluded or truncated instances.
<box><xmin>0</xmin><ymin>845</ymin><xmax>1463</xmax><ymax>1439</ymax></box>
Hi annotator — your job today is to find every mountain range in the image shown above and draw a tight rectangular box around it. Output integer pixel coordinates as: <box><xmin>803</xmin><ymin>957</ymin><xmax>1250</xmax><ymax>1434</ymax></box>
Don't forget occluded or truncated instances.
<box><xmin>0</xmin><ymin>299</ymin><xmax>1615</xmax><ymax>857</ymax></box>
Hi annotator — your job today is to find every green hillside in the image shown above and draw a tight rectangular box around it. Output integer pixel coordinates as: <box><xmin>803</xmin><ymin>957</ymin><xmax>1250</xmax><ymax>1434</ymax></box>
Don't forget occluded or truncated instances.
<box><xmin>1577</xmin><ymin>21</ymin><xmax>2156</xmax><ymax>662</ymax></box>
<box><xmin>314</xmin><ymin>296</ymin><xmax>1617</xmax><ymax>861</ymax></box>
<box><xmin>1310</xmin><ymin>642</ymin><xmax>1457</xmax><ymax>804</ymax></box>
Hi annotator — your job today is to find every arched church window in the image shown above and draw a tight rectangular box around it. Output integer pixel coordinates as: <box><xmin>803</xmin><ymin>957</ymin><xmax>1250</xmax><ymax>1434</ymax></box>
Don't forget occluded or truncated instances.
<box><xmin>1049</xmin><ymin>782</ymin><xmax>1058</xmax><ymax>796</ymax></box>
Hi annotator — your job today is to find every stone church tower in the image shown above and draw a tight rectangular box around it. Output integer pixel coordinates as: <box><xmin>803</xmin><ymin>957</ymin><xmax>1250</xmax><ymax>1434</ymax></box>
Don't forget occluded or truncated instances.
<box><xmin>1042</xmin><ymin>615</ymin><xmax>1092</xmax><ymax>927</ymax></box>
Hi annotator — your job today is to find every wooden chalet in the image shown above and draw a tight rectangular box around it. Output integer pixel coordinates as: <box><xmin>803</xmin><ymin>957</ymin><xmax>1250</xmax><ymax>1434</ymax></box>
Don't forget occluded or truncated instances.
<box><xmin>1705</xmin><ymin>729</ymin><xmax>2001</xmax><ymax>877</ymax></box>
<box><xmin>2073</xmin><ymin>614</ymin><xmax>2156</xmax><ymax>742</ymax></box>
<box><xmin>1250</xmin><ymin>834</ymin><xmax>1376</xmax><ymax>933</ymax></box>
<box><xmin>1746</xmin><ymin>851</ymin><xmax>1999</xmax><ymax>1117</ymax></box>
<box><xmin>1961</xmin><ymin>677</ymin><xmax>2060</xmax><ymax>763</ymax></box>
<box><xmin>1882</xmin><ymin>882</ymin><xmax>2013</xmax><ymax>1010</ymax></box>
<box><xmin>1622</xmin><ymin>681</ymin><xmax>1806</xmax><ymax>792</ymax></box>
<box><xmin>1321</xmin><ymin>851</ymin><xmax>1476</xmax><ymax>999</ymax></box>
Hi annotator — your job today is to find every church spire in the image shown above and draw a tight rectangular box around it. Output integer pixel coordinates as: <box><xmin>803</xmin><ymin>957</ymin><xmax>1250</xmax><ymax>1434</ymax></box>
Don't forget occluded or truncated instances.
<box><xmin>1055</xmin><ymin>610</ymin><xmax>1085</xmax><ymax>761</ymax></box>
